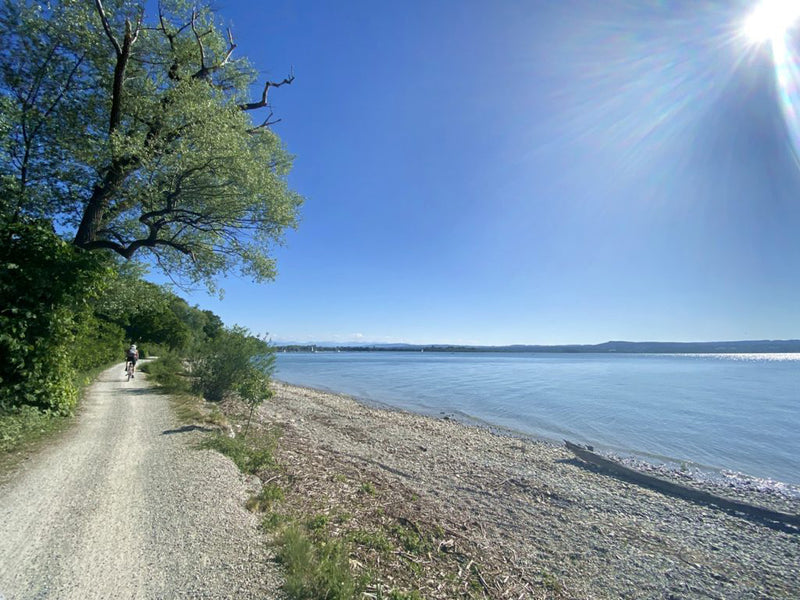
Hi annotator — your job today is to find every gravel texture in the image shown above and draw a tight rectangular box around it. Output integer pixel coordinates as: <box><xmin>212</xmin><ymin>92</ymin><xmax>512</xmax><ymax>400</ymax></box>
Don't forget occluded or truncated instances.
<box><xmin>0</xmin><ymin>363</ymin><xmax>281</xmax><ymax>600</ymax></box>
<box><xmin>262</xmin><ymin>381</ymin><xmax>800</xmax><ymax>599</ymax></box>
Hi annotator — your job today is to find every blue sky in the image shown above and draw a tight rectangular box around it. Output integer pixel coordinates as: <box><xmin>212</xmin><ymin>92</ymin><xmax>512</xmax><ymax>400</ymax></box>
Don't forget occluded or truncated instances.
<box><xmin>153</xmin><ymin>0</ymin><xmax>800</xmax><ymax>345</ymax></box>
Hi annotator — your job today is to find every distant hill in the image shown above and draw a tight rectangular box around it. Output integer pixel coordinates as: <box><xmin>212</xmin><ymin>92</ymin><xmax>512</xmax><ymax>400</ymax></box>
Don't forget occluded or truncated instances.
<box><xmin>275</xmin><ymin>340</ymin><xmax>800</xmax><ymax>353</ymax></box>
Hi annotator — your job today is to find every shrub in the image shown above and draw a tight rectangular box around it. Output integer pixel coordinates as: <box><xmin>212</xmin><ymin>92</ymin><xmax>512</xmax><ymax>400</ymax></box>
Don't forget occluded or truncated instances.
<box><xmin>0</xmin><ymin>220</ymin><xmax>111</xmax><ymax>414</ymax></box>
<box><xmin>193</xmin><ymin>326</ymin><xmax>272</xmax><ymax>403</ymax></box>
<box><xmin>140</xmin><ymin>351</ymin><xmax>192</xmax><ymax>394</ymax></box>
<box><xmin>0</xmin><ymin>404</ymin><xmax>61</xmax><ymax>453</ymax></box>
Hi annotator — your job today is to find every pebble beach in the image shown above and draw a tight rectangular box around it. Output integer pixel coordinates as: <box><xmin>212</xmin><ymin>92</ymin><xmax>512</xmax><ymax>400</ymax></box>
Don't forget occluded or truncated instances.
<box><xmin>261</xmin><ymin>381</ymin><xmax>800</xmax><ymax>599</ymax></box>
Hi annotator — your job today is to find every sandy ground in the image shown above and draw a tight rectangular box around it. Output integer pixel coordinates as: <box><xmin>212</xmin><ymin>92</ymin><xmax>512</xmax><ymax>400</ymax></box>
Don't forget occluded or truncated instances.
<box><xmin>0</xmin><ymin>363</ymin><xmax>280</xmax><ymax>600</ymax></box>
<box><xmin>261</xmin><ymin>381</ymin><xmax>800</xmax><ymax>599</ymax></box>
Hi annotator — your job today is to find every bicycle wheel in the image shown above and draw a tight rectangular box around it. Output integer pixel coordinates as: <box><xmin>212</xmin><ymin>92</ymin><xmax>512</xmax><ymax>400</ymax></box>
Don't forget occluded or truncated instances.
<box><xmin>126</xmin><ymin>362</ymin><xmax>133</xmax><ymax>382</ymax></box>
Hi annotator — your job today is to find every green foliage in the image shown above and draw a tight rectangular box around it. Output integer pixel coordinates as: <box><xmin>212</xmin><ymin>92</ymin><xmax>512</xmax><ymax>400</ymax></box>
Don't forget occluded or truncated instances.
<box><xmin>0</xmin><ymin>0</ymin><xmax>302</xmax><ymax>288</ymax></box>
<box><xmin>194</xmin><ymin>326</ymin><xmax>273</xmax><ymax>403</ymax></box>
<box><xmin>389</xmin><ymin>524</ymin><xmax>431</xmax><ymax>556</ymax></box>
<box><xmin>262</xmin><ymin>511</ymin><xmax>286</xmax><ymax>532</ymax></box>
<box><xmin>199</xmin><ymin>432</ymin><xmax>277</xmax><ymax>475</ymax></box>
<box><xmin>70</xmin><ymin>312</ymin><xmax>127</xmax><ymax>374</ymax></box>
<box><xmin>348</xmin><ymin>529</ymin><xmax>393</xmax><ymax>554</ymax></box>
<box><xmin>0</xmin><ymin>221</ymin><xmax>111</xmax><ymax>413</ymax></box>
<box><xmin>0</xmin><ymin>404</ymin><xmax>66</xmax><ymax>453</ymax></box>
<box><xmin>306</xmin><ymin>514</ymin><xmax>330</xmax><ymax>532</ymax></box>
<box><xmin>247</xmin><ymin>483</ymin><xmax>284</xmax><ymax>512</ymax></box>
<box><xmin>277</xmin><ymin>524</ymin><xmax>362</xmax><ymax>600</ymax></box>
<box><xmin>139</xmin><ymin>351</ymin><xmax>192</xmax><ymax>394</ymax></box>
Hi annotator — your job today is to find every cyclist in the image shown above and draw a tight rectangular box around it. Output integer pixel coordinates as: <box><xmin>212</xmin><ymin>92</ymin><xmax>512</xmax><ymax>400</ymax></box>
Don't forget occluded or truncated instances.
<box><xmin>125</xmin><ymin>344</ymin><xmax>139</xmax><ymax>378</ymax></box>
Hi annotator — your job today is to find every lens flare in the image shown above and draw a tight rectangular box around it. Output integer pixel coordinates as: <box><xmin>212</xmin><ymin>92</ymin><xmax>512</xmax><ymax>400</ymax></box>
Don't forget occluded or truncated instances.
<box><xmin>743</xmin><ymin>0</ymin><xmax>800</xmax><ymax>42</ymax></box>
<box><xmin>743</xmin><ymin>1</ymin><xmax>800</xmax><ymax>165</ymax></box>
<box><xmin>770</xmin><ymin>35</ymin><xmax>800</xmax><ymax>165</ymax></box>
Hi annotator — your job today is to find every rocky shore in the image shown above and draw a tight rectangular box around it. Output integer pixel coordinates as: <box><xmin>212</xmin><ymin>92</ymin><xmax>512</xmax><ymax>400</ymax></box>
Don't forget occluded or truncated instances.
<box><xmin>258</xmin><ymin>381</ymin><xmax>799</xmax><ymax>599</ymax></box>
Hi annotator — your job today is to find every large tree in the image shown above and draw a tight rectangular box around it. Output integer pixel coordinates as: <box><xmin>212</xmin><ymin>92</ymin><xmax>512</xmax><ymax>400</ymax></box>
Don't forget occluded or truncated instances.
<box><xmin>0</xmin><ymin>0</ymin><xmax>302</xmax><ymax>286</ymax></box>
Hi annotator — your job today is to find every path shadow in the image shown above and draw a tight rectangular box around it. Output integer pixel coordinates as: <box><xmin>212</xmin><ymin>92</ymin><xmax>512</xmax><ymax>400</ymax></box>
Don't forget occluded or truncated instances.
<box><xmin>123</xmin><ymin>388</ymin><xmax>156</xmax><ymax>396</ymax></box>
<box><xmin>162</xmin><ymin>425</ymin><xmax>216</xmax><ymax>435</ymax></box>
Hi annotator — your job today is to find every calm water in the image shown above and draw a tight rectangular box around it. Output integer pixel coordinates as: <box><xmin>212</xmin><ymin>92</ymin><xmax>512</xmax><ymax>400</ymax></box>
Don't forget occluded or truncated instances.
<box><xmin>274</xmin><ymin>352</ymin><xmax>800</xmax><ymax>485</ymax></box>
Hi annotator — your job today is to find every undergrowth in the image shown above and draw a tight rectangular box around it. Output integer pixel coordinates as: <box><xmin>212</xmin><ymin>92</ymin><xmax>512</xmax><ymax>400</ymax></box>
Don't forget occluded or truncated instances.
<box><xmin>0</xmin><ymin>362</ymin><xmax>111</xmax><ymax>460</ymax></box>
<box><xmin>199</xmin><ymin>433</ymin><xmax>277</xmax><ymax>475</ymax></box>
<box><xmin>277</xmin><ymin>523</ymin><xmax>364</xmax><ymax>600</ymax></box>
<box><xmin>139</xmin><ymin>352</ymin><xmax>191</xmax><ymax>394</ymax></box>
<box><xmin>0</xmin><ymin>405</ymin><xmax>67</xmax><ymax>454</ymax></box>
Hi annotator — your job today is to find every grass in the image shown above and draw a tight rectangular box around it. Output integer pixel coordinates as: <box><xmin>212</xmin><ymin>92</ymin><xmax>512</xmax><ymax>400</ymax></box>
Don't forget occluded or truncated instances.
<box><xmin>0</xmin><ymin>362</ymin><xmax>111</xmax><ymax>471</ymax></box>
<box><xmin>306</xmin><ymin>513</ymin><xmax>330</xmax><ymax>531</ymax></box>
<box><xmin>390</xmin><ymin>522</ymin><xmax>432</xmax><ymax>555</ymax></box>
<box><xmin>277</xmin><ymin>524</ymin><xmax>364</xmax><ymax>600</ymax></box>
<box><xmin>262</xmin><ymin>511</ymin><xmax>286</xmax><ymax>531</ymax></box>
<box><xmin>142</xmin><ymin>354</ymin><xmax>231</xmax><ymax>431</ymax></box>
<box><xmin>0</xmin><ymin>406</ymin><xmax>71</xmax><ymax>455</ymax></box>
<box><xmin>247</xmin><ymin>483</ymin><xmax>284</xmax><ymax>512</ymax></box>
<box><xmin>541</xmin><ymin>569</ymin><xmax>564</xmax><ymax>594</ymax></box>
<box><xmin>199</xmin><ymin>432</ymin><xmax>277</xmax><ymax>475</ymax></box>
<box><xmin>348</xmin><ymin>529</ymin><xmax>393</xmax><ymax>554</ymax></box>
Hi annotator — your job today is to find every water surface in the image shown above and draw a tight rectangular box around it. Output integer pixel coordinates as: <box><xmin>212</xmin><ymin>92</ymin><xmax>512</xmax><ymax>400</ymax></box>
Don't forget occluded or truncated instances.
<box><xmin>274</xmin><ymin>352</ymin><xmax>800</xmax><ymax>485</ymax></box>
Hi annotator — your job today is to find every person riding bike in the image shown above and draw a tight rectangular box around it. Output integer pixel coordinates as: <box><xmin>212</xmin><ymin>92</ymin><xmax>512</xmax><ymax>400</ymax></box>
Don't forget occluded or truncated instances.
<box><xmin>125</xmin><ymin>344</ymin><xmax>139</xmax><ymax>378</ymax></box>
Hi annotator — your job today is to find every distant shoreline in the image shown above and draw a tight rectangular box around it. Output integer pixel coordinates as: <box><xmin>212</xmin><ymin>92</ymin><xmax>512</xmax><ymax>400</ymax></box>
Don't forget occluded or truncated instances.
<box><xmin>275</xmin><ymin>339</ymin><xmax>800</xmax><ymax>354</ymax></box>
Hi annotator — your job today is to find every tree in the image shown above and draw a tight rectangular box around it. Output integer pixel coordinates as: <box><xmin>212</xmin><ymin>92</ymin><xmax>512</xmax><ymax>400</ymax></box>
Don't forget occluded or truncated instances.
<box><xmin>0</xmin><ymin>0</ymin><xmax>302</xmax><ymax>287</ymax></box>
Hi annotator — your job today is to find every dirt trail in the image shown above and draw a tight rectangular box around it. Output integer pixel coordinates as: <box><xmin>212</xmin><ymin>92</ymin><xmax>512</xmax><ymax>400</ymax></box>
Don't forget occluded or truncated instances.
<box><xmin>0</xmin><ymin>364</ymin><xmax>279</xmax><ymax>600</ymax></box>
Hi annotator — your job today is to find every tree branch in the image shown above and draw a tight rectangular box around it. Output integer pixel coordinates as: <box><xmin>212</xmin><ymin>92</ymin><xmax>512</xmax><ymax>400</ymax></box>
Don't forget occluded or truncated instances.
<box><xmin>94</xmin><ymin>0</ymin><xmax>122</xmax><ymax>56</ymax></box>
<box><xmin>247</xmin><ymin>111</ymin><xmax>282</xmax><ymax>133</ymax></box>
<box><xmin>238</xmin><ymin>69</ymin><xmax>294</xmax><ymax>111</ymax></box>
<box><xmin>191</xmin><ymin>15</ymin><xmax>237</xmax><ymax>81</ymax></box>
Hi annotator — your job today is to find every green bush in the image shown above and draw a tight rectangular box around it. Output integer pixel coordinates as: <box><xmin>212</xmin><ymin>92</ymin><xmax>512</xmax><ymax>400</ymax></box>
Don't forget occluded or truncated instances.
<box><xmin>194</xmin><ymin>326</ymin><xmax>272</xmax><ymax>403</ymax></box>
<box><xmin>140</xmin><ymin>352</ymin><xmax>192</xmax><ymax>394</ymax></box>
<box><xmin>0</xmin><ymin>404</ymin><xmax>63</xmax><ymax>453</ymax></box>
<box><xmin>0</xmin><ymin>220</ymin><xmax>111</xmax><ymax>414</ymax></box>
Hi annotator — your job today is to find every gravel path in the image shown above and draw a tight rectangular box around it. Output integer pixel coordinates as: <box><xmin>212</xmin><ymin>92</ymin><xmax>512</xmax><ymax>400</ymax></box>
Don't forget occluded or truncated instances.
<box><xmin>0</xmin><ymin>363</ymin><xmax>280</xmax><ymax>600</ymax></box>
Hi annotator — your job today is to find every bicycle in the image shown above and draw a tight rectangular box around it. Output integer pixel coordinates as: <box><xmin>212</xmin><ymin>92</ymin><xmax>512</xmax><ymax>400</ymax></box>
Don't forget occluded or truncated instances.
<box><xmin>126</xmin><ymin>359</ymin><xmax>135</xmax><ymax>381</ymax></box>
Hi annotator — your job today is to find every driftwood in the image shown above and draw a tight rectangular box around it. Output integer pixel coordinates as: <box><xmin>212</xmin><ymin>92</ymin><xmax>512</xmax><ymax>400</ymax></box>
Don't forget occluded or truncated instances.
<box><xmin>564</xmin><ymin>440</ymin><xmax>800</xmax><ymax>531</ymax></box>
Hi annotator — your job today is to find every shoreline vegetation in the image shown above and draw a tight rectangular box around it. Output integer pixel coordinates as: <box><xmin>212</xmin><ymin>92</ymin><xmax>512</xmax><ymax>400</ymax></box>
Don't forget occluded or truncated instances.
<box><xmin>195</xmin><ymin>379</ymin><xmax>799</xmax><ymax>599</ymax></box>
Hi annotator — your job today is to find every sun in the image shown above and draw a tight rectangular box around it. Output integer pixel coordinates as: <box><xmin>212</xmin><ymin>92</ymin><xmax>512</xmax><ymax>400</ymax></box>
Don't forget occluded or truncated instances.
<box><xmin>743</xmin><ymin>0</ymin><xmax>800</xmax><ymax>43</ymax></box>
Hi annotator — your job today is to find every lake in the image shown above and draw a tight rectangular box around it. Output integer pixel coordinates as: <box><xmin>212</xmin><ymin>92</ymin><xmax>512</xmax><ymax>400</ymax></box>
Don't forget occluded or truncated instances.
<box><xmin>273</xmin><ymin>351</ymin><xmax>800</xmax><ymax>485</ymax></box>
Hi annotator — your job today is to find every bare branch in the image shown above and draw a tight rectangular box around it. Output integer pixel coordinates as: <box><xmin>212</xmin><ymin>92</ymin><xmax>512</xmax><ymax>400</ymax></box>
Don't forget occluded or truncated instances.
<box><xmin>191</xmin><ymin>19</ymin><xmax>237</xmax><ymax>81</ymax></box>
<box><xmin>190</xmin><ymin>9</ymin><xmax>207</xmax><ymax>74</ymax></box>
<box><xmin>129</xmin><ymin>9</ymin><xmax>144</xmax><ymax>45</ymax></box>
<box><xmin>238</xmin><ymin>69</ymin><xmax>294</xmax><ymax>111</ymax></box>
<box><xmin>247</xmin><ymin>111</ymin><xmax>282</xmax><ymax>133</ymax></box>
<box><xmin>94</xmin><ymin>0</ymin><xmax>122</xmax><ymax>56</ymax></box>
<box><xmin>222</xmin><ymin>28</ymin><xmax>237</xmax><ymax>65</ymax></box>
